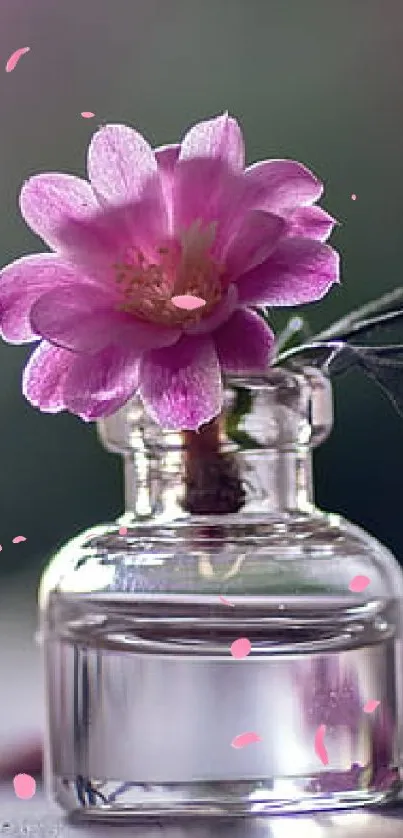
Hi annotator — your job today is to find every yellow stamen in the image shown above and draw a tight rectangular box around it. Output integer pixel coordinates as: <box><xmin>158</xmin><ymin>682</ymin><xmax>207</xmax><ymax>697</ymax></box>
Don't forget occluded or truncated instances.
<box><xmin>113</xmin><ymin>224</ymin><xmax>224</xmax><ymax>327</ymax></box>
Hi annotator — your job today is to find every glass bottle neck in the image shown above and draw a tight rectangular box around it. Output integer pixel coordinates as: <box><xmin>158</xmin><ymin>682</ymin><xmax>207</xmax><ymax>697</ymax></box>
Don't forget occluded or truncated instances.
<box><xmin>98</xmin><ymin>367</ymin><xmax>333</xmax><ymax>523</ymax></box>
<box><xmin>122</xmin><ymin>444</ymin><xmax>315</xmax><ymax>520</ymax></box>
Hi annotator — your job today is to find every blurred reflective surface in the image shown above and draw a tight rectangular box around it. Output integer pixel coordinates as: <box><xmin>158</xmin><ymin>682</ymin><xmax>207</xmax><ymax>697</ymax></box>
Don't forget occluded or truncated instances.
<box><xmin>1</xmin><ymin>785</ymin><xmax>403</xmax><ymax>838</ymax></box>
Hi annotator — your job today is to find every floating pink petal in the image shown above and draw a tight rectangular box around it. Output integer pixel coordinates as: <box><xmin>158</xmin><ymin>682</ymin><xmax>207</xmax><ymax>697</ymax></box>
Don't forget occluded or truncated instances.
<box><xmin>231</xmin><ymin>731</ymin><xmax>262</xmax><ymax>749</ymax></box>
<box><xmin>314</xmin><ymin>724</ymin><xmax>329</xmax><ymax>765</ymax></box>
<box><xmin>363</xmin><ymin>699</ymin><xmax>380</xmax><ymax>714</ymax></box>
<box><xmin>119</xmin><ymin>526</ymin><xmax>128</xmax><ymax>535</ymax></box>
<box><xmin>12</xmin><ymin>536</ymin><xmax>27</xmax><ymax>544</ymax></box>
<box><xmin>6</xmin><ymin>47</ymin><xmax>30</xmax><ymax>73</ymax></box>
<box><xmin>349</xmin><ymin>574</ymin><xmax>370</xmax><ymax>593</ymax></box>
<box><xmin>230</xmin><ymin>637</ymin><xmax>252</xmax><ymax>659</ymax></box>
<box><xmin>81</xmin><ymin>112</ymin><xmax>95</xmax><ymax>119</ymax></box>
<box><xmin>351</xmin><ymin>193</ymin><xmax>357</xmax><ymax>201</ymax></box>
<box><xmin>171</xmin><ymin>294</ymin><xmax>207</xmax><ymax>310</ymax></box>
<box><xmin>13</xmin><ymin>773</ymin><xmax>36</xmax><ymax>800</ymax></box>
<box><xmin>219</xmin><ymin>595</ymin><xmax>234</xmax><ymax>607</ymax></box>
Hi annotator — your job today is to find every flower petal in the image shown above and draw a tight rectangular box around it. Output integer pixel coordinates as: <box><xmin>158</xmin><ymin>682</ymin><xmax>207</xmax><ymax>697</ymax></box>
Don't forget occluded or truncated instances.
<box><xmin>237</xmin><ymin>238</ymin><xmax>340</xmax><ymax>306</ymax></box>
<box><xmin>52</xmin><ymin>203</ymin><xmax>153</xmax><ymax>272</ymax></box>
<box><xmin>285</xmin><ymin>205</ymin><xmax>337</xmax><ymax>242</ymax></box>
<box><xmin>87</xmin><ymin>124</ymin><xmax>169</xmax><ymax>251</ymax></box>
<box><xmin>20</xmin><ymin>170</ymin><xmax>168</xmax><ymax>271</ymax></box>
<box><xmin>214</xmin><ymin>308</ymin><xmax>275</xmax><ymax>373</ymax></box>
<box><xmin>173</xmin><ymin>156</ymin><xmax>240</xmax><ymax>239</ymax></box>
<box><xmin>243</xmin><ymin>160</ymin><xmax>323</xmax><ymax>212</ymax></box>
<box><xmin>88</xmin><ymin>123</ymin><xmax>161</xmax><ymax>205</ymax></box>
<box><xmin>155</xmin><ymin>143</ymin><xmax>180</xmax><ymax>174</ymax></box>
<box><xmin>30</xmin><ymin>284</ymin><xmax>181</xmax><ymax>354</ymax></box>
<box><xmin>173</xmin><ymin>115</ymin><xmax>245</xmax><ymax>237</ymax></box>
<box><xmin>179</xmin><ymin>113</ymin><xmax>245</xmax><ymax>171</ymax></box>
<box><xmin>20</xmin><ymin>175</ymin><xmax>147</xmax><ymax>275</ymax></box>
<box><xmin>138</xmin><ymin>334</ymin><xmax>223</xmax><ymax>430</ymax></box>
<box><xmin>22</xmin><ymin>340</ymin><xmax>74</xmax><ymax>412</ymax></box>
<box><xmin>224</xmin><ymin>210</ymin><xmax>287</xmax><ymax>278</ymax></box>
<box><xmin>0</xmin><ymin>254</ymin><xmax>87</xmax><ymax>343</ymax></box>
<box><xmin>155</xmin><ymin>144</ymin><xmax>180</xmax><ymax>232</ymax></box>
<box><xmin>63</xmin><ymin>345</ymin><xmax>140</xmax><ymax>420</ymax></box>
<box><xmin>19</xmin><ymin>173</ymin><xmax>103</xmax><ymax>253</ymax></box>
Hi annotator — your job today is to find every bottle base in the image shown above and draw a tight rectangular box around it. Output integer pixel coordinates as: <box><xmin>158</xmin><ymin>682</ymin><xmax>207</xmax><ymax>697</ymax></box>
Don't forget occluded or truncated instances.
<box><xmin>53</xmin><ymin>772</ymin><xmax>402</xmax><ymax>821</ymax></box>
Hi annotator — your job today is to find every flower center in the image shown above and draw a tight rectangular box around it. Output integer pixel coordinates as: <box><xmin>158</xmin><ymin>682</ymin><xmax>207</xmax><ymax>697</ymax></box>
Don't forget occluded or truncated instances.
<box><xmin>113</xmin><ymin>221</ymin><xmax>224</xmax><ymax>327</ymax></box>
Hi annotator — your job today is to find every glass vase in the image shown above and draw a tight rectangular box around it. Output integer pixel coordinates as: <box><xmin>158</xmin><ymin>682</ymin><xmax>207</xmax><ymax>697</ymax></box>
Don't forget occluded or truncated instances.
<box><xmin>38</xmin><ymin>365</ymin><xmax>403</xmax><ymax>819</ymax></box>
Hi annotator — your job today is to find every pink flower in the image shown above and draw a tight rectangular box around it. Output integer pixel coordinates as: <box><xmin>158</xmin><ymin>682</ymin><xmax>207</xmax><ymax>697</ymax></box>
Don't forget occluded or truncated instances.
<box><xmin>0</xmin><ymin>114</ymin><xmax>339</xmax><ymax>429</ymax></box>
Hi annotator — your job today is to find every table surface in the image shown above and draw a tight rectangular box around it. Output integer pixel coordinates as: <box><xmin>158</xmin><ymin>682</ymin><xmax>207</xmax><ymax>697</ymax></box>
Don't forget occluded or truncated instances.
<box><xmin>1</xmin><ymin>786</ymin><xmax>403</xmax><ymax>838</ymax></box>
<box><xmin>1</xmin><ymin>573</ymin><xmax>403</xmax><ymax>836</ymax></box>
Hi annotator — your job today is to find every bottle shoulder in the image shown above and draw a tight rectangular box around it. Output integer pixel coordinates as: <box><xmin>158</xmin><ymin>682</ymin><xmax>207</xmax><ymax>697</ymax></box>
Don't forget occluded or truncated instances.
<box><xmin>39</xmin><ymin>509</ymin><xmax>403</xmax><ymax>603</ymax></box>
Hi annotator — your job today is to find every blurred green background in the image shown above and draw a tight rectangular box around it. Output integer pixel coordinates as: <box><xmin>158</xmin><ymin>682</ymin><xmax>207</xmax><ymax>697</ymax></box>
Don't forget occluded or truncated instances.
<box><xmin>0</xmin><ymin>0</ymin><xmax>402</xmax><ymax>583</ymax></box>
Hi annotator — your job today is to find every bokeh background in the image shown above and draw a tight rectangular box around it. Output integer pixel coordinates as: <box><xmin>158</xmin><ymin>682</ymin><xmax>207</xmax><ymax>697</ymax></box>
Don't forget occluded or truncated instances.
<box><xmin>0</xmin><ymin>0</ymin><xmax>403</xmax><ymax>754</ymax></box>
